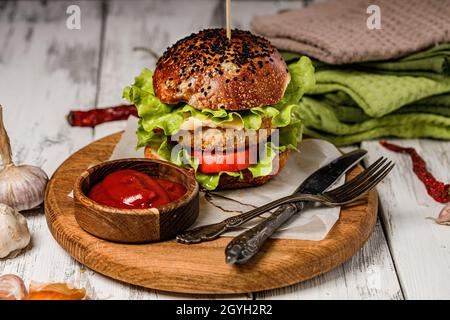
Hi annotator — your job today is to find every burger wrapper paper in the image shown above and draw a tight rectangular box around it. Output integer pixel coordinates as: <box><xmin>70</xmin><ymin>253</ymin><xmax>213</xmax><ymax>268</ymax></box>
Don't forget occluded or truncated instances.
<box><xmin>109</xmin><ymin>117</ymin><xmax>344</xmax><ymax>241</ymax></box>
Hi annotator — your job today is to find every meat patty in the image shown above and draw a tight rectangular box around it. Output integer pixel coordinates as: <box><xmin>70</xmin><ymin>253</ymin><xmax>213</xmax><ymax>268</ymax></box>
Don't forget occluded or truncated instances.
<box><xmin>174</xmin><ymin>117</ymin><xmax>274</xmax><ymax>151</ymax></box>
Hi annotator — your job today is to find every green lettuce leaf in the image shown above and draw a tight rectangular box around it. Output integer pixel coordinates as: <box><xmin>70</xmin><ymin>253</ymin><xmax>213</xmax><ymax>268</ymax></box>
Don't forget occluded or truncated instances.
<box><xmin>274</xmin><ymin>56</ymin><xmax>316</xmax><ymax>107</ymax></box>
<box><xmin>163</xmin><ymin>145</ymin><xmax>242</xmax><ymax>190</ymax></box>
<box><xmin>123</xmin><ymin>56</ymin><xmax>314</xmax><ymax>138</ymax></box>
<box><xmin>165</xmin><ymin>142</ymin><xmax>278</xmax><ymax>190</ymax></box>
<box><xmin>247</xmin><ymin>143</ymin><xmax>277</xmax><ymax>177</ymax></box>
<box><xmin>151</xmin><ymin>125</ymin><xmax>302</xmax><ymax>190</ymax></box>
<box><xmin>123</xmin><ymin>56</ymin><xmax>315</xmax><ymax>190</ymax></box>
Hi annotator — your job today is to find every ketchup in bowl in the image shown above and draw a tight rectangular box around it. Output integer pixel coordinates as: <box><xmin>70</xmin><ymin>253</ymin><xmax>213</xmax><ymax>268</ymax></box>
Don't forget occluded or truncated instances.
<box><xmin>88</xmin><ymin>169</ymin><xmax>186</xmax><ymax>209</ymax></box>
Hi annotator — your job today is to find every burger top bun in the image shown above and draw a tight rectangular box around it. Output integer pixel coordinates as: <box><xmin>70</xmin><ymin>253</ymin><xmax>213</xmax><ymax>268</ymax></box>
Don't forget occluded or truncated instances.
<box><xmin>153</xmin><ymin>29</ymin><xmax>291</xmax><ymax>111</ymax></box>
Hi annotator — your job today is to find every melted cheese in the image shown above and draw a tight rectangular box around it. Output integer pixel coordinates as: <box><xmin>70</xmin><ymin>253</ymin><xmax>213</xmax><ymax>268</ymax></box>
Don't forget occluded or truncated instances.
<box><xmin>179</xmin><ymin>116</ymin><xmax>244</xmax><ymax>131</ymax></box>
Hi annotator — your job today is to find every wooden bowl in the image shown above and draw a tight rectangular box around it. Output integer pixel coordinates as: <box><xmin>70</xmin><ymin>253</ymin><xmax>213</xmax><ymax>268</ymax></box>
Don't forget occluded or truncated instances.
<box><xmin>73</xmin><ymin>159</ymin><xmax>199</xmax><ymax>243</ymax></box>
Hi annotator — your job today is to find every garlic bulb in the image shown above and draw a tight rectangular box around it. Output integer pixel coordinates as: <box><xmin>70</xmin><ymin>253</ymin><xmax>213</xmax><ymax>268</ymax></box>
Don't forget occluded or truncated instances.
<box><xmin>0</xmin><ymin>203</ymin><xmax>31</xmax><ymax>258</ymax></box>
<box><xmin>0</xmin><ymin>105</ymin><xmax>48</xmax><ymax>211</ymax></box>
<box><xmin>0</xmin><ymin>274</ymin><xmax>28</xmax><ymax>300</ymax></box>
<box><xmin>0</xmin><ymin>165</ymin><xmax>49</xmax><ymax>212</ymax></box>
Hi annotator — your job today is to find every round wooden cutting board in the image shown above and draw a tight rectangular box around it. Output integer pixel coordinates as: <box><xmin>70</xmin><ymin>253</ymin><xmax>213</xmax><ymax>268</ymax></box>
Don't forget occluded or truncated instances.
<box><xmin>44</xmin><ymin>133</ymin><xmax>378</xmax><ymax>294</ymax></box>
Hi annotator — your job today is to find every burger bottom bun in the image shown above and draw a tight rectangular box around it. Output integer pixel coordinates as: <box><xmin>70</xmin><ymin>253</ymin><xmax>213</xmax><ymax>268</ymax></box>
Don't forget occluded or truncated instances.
<box><xmin>144</xmin><ymin>146</ymin><xmax>290</xmax><ymax>190</ymax></box>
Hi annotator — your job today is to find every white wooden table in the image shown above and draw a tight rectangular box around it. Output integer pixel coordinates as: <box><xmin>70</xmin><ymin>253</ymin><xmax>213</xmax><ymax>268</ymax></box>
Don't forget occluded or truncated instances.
<box><xmin>0</xmin><ymin>0</ymin><xmax>448</xmax><ymax>300</ymax></box>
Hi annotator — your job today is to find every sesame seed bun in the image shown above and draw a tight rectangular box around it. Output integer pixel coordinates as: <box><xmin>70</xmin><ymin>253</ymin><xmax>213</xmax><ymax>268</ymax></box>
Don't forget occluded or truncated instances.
<box><xmin>153</xmin><ymin>28</ymin><xmax>291</xmax><ymax>111</ymax></box>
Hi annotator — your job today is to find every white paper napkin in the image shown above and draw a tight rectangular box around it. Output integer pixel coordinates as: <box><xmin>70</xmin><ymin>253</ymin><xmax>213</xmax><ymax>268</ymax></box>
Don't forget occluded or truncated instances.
<box><xmin>109</xmin><ymin>117</ymin><xmax>344</xmax><ymax>241</ymax></box>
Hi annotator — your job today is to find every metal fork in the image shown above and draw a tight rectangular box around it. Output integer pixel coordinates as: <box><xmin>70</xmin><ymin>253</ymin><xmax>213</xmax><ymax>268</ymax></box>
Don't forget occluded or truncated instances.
<box><xmin>176</xmin><ymin>157</ymin><xmax>394</xmax><ymax>244</ymax></box>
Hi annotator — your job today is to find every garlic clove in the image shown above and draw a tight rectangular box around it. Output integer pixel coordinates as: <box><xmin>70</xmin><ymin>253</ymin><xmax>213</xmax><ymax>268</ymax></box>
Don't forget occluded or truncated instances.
<box><xmin>25</xmin><ymin>281</ymin><xmax>87</xmax><ymax>300</ymax></box>
<box><xmin>0</xmin><ymin>164</ymin><xmax>49</xmax><ymax>212</ymax></box>
<box><xmin>0</xmin><ymin>274</ymin><xmax>28</xmax><ymax>300</ymax></box>
<box><xmin>0</xmin><ymin>203</ymin><xmax>31</xmax><ymax>258</ymax></box>
<box><xmin>434</xmin><ymin>204</ymin><xmax>450</xmax><ymax>226</ymax></box>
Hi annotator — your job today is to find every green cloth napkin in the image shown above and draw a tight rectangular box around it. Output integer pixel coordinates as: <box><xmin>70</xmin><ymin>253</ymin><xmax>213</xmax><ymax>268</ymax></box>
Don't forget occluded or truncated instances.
<box><xmin>305</xmin><ymin>70</ymin><xmax>450</xmax><ymax>118</ymax></box>
<box><xmin>359</xmin><ymin>44</ymin><xmax>450</xmax><ymax>75</ymax></box>
<box><xmin>283</xmin><ymin>44</ymin><xmax>450</xmax><ymax>75</ymax></box>
<box><xmin>283</xmin><ymin>46</ymin><xmax>450</xmax><ymax>145</ymax></box>
<box><xmin>299</xmin><ymin>97</ymin><xmax>450</xmax><ymax>145</ymax></box>
<box><xmin>326</xmin><ymin>93</ymin><xmax>450</xmax><ymax>123</ymax></box>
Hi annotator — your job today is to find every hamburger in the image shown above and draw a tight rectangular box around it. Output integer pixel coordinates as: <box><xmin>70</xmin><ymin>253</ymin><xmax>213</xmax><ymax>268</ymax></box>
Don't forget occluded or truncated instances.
<box><xmin>123</xmin><ymin>29</ymin><xmax>314</xmax><ymax>190</ymax></box>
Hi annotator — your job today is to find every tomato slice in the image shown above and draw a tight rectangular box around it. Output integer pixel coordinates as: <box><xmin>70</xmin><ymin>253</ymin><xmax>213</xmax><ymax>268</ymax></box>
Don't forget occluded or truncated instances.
<box><xmin>193</xmin><ymin>149</ymin><xmax>251</xmax><ymax>174</ymax></box>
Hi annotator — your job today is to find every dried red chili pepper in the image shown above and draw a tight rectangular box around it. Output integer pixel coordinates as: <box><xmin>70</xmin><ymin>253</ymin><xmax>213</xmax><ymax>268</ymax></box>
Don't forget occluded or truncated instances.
<box><xmin>380</xmin><ymin>141</ymin><xmax>450</xmax><ymax>203</ymax></box>
<box><xmin>67</xmin><ymin>105</ymin><xmax>138</xmax><ymax>127</ymax></box>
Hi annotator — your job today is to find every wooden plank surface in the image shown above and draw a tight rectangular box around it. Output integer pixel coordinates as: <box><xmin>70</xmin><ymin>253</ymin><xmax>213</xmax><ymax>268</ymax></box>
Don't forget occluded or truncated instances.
<box><xmin>91</xmin><ymin>0</ymin><xmax>252</xmax><ymax>299</ymax></box>
<box><xmin>45</xmin><ymin>132</ymin><xmax>379</xmax><ymax>295</ymax></box>
<box><xmin>93</xmin><ymin>0</ymin><xmax>402</xmax><ymax>299</ymax></box>
<box><xmin>257</xmin><ymin>146</ymin><xmax>402</xmax><ymax>300</ymax></box>
<box><xmin>257</xmin><ymin>220</ymin><xmax>403</xmax><ymax>299</ymax></box>
<box><xmin>0</xmin><ymin>0</ymin><xmax>413</xmax><ymax>300</ymax></box>
<box><xmin>363</xmin><ymin>140</ymin><xmax>450</xmax><ymax>300</ymax></box>
<box><xmin>0</xmin><ymin>0</ymin><xmax>103</xmax><ymax>295</ymax></box>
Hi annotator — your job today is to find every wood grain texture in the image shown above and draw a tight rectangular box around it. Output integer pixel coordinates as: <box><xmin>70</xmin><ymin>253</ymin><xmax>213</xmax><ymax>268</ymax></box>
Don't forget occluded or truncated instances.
<box><xmin>0</xmin><ymin>0</ymin><xmax>405</xmax><ymax>300</ymax></box>
<box><xmin>89</xmin><ymin>0</ymin><xmax>253</xmax><ymax>298</ymax></box>
<box><xmin>73</xmin><ymin>158</ymin><xmax>199</xmax><ymax>242</ymax></box>
<box><xmin>257</xmin><ymin>220</ymin><xmax>403</xmax><ymax>299</ymax></box>
<box><xmin>0</xmin><ymin>0</ymin><xmax>104</xmax><ymax>295</ymax></box>
<box><xmin>45</xmin><ymin>132</ymin><xmax>378</xmax><ymax>294</ymax></box>
<box><xmin>258</xmin><ymin>145</ymin><xmax>403</xmax><ymax>300</ymax></box>
<box><xmin>363</xmin><ymin>139</ymin><xmax>450</xmax><ymax>300</ymax></box>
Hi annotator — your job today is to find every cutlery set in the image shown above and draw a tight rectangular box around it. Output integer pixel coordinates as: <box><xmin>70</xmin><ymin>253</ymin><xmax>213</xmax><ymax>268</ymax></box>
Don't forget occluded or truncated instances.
<box><xmin>177</xmin><ymin>150</ymin><xmax>394</xmax><ymax>265</ymax></box>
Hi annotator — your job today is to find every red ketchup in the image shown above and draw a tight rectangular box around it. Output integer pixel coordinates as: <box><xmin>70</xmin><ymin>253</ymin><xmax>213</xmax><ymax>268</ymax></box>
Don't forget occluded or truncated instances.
<box><xmin>88</xmin><ymin>170</ymin><xmax>186</xmax><ymax>209</ymax></box>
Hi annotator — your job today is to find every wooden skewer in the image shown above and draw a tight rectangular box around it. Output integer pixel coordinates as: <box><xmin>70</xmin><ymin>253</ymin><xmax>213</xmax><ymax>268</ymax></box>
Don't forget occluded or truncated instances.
<box><xmin>226</xmin><ymin>0</ymin><xmax>231</xmax><ymax>40</ymax></box>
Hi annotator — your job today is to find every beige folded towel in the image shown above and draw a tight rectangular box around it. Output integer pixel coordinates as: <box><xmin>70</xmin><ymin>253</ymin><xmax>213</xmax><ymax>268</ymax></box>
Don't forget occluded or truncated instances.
<box><xmin>251</xmin><ymin>0</ymin><xmax>450</xmax><ymax>64</ymax></box>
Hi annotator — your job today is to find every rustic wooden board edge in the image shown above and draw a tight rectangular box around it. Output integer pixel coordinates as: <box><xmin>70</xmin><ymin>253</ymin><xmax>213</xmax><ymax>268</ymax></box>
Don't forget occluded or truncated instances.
<box><xmin>44</xmin><ymin>133</ymin><xmax>378</xmax><ymax>294</ymax></box>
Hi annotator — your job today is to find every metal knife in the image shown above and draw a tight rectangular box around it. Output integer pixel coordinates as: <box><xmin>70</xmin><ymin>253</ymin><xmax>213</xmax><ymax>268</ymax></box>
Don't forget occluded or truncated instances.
<box><xmin>225</xmin><ymin>149</ymin><xmax>367</xmax><ymax>265</ymax></box>
<box><xmin>177</xmin><ymin>149</ymin><xmax>368</xmax><ymax>245</ymax></box>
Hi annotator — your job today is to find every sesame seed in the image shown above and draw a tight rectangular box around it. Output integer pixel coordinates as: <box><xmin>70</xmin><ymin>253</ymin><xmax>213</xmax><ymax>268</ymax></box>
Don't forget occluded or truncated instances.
<box><xmin>155</xmin><ymin>28</ymin><xmax>285</xmax><ymax>95</ymax></box>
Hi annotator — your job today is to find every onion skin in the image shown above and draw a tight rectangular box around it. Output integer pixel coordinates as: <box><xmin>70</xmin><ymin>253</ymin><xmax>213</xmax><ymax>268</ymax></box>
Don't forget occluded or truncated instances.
<box><xmin>0</xmin><ymin>274</ymin><xmax>28</xmax><ymax>300</ymax></box>
<box><xmin>0</xmin><ymin>277</ymin><xmax>87</xmax><ymax>300</ymax></box>
<box><xmin>24</xmin><ymin>291</ymin><xmax>86</xmax><ymax>300</ymax></box>
<box><xmin>25</xmin><ymin>282</ymin><xmax>87</xmax><ymax>300</ymax></box>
